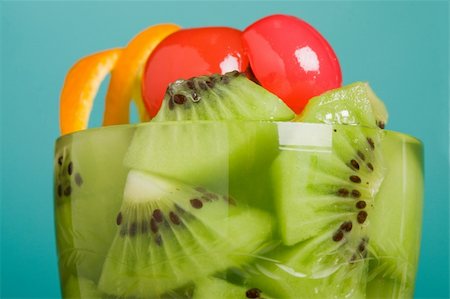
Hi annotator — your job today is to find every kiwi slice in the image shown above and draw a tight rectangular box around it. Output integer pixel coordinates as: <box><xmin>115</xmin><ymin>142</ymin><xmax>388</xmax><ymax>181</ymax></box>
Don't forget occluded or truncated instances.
<box><xmin>62</xmin><ymin>275</ymin><xmax>103</xmax><ymax>299</ymax></box>
<box><xmin>297</xmin><ymin>81</ymin><xmax>388</xmax><ymax>129</ymax></box>
<box><xmin>250</xmin><ymin>83</ymin><xmax>388</xmax><ymax>297</ymax></box>
<box><xmin>98</xmin><ymin>170</ymin><xmax>273</xmax><ymax>298</ymax></box>
<box><xmin>366</xmin><ymin>132</ymin><xmax>423</xmax><ymax>297</ymax></box>
<box><xmin>193</xmin><ymin>277</ymin><xmax>276</xmax><ymax>299</ymax></box>
<box><xmin>124</xmin><ymin>121</ymin><xmax>278</xmax><ymax>195</ymax></box>
<box><xmin>54</xmin><ymin>126</ymin><xmax>134</xmax><ymax>283</ymax></box>
<box><xmin>152</xmin><ymin>71</ymin><xmax>294</xmax><ymax>122</ymax></box>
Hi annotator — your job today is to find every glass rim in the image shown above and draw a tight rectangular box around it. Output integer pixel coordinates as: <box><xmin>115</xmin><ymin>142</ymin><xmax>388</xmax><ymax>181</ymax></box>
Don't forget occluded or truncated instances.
<box><xmin>56</xmin><ymin>120</ymin><xmax>422</xmax><ymax>145</ymax></box>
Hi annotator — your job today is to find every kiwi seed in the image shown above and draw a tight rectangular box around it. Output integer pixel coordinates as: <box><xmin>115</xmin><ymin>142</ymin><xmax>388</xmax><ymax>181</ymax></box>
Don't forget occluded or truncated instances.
<box><xmin>350</xmin><ymin>175</ymin><xmax>361</xmax><ymax>183</ymax></box>
<box><xmin>141</xmin><ymin>220</ymin><xmax>149</xmax><ymax>234</ymax></box>
<box><xmin>377</xmin><ymin>121</ymin><xmax>385</xmax><ymax>129</ymax></box>
<box><xmin>186</xmin><ymin>80</ymin><xmax>195</xmax><ymax>90</ymax></box>
<box><xmin>152</xmin><ymin>209</ymin><xmax>164</xmax><ymax>223</ymax></box>
<box><xmin>116</xmin><ymin>212</ymin><xmax>123</xmax><ymax>225</ymax></box>
<box><xmin>246</xmin><ymin>288</ymin><xmax>262</xmax><ymax>298</ymax></box>
<box><xmin>357</xmin><ymin>211</ymin><xmax>368</xmax><ymax>224</ymax></box>
<box><xmin>64</xmin><ymin>186</ymin><xmax>72</xmax><ymax>196</ymax></box>
<box><xmin>68</xmin><ymin>162</ymin><xmax>73</xmax><ymax>175</ymax></box>
<box><xmin>367</xmin><ymin>137</ymin><xmax>375</xmax><ymax>150</ymax></box>
<box><xmin>332</xmin><ymin>230</ymin><xmax>344</xmax><ymax>242</ymax></box>
<box><xmin>129</xmin><ymin>222</ymin><xmax>138</xmax><ymax>236</ymax></box>
<box><xmin>358</xmin><ymin>241</ymin><xmax>366</xmax><ymax>252</ymax></box>
<box><xmin>340</xmin><ymin>221</ymin><xmax>353</xmax><ymax>232</ymax></box>
<box><xmin>57</xmin><ymin>156</ymin><xmax>63</xmax><ymax>166</ymax></box>
<box><xmin>223</xmin><ymin>195</ymin><xmax>236</xmax><ymax>205</ymax></box>
<box><xmin>357</xmin><ymin>151</ymin><xmax>365</xmax><ymax>161</ymax></box>
<box><xmin>173</xmin><ymin>94</ymin><xmax>187</xmax><ymax>105</ymax></box>
<box><xmin>351</xmin><ymin>189</ymin><xmax>361</xmax><ymax>198</ymax></box>
<box><xmin>74</xmin><ymin>173</ymin><xmax>83</xmax><ymax>186</ymax></box>
<box><xmin>337</xmin><ymin>188</ymin><xmax>349</xmax><ymax>197</ymax></box>
<box><xmin>356</xmin><ymin>201</ymin><xmax>367</xmax><ymax>209</ymax></box>
<box><xmin>169</xmin><ymin>212</ymin><xmax>181</xmax><ymax>225</ymax></box>
<box><xmin>57</xmin><ymin>184</ymin><xmax>62</xmax><ymax>197</ymax></box>
<box><xmin>190</xmin><ymin>198</ymin><xmax>203</xmax><ymax>209</ymax></box>
<box><xmin>150</xmin><ymin>218</ymin><xmax>158</xmax><ymax>233</ymax></box>
<box><xmin>155</xmin><ymin>234</ymin><xmax>163</xmax><ymax>246</ymax></box>
<box><xmin>367</xmin><ymin>163</ymin><xmax>374</xmax><ymax>171</ymax></box>
<box><xmin>195</xmin><ymin>186</ymin><xmax>207</xmax><ymax>193</ymax></box>
<box><xmin>350</xmin><ymin>159</ymin><xmax>360</xmax><ymax>170</ymax></box>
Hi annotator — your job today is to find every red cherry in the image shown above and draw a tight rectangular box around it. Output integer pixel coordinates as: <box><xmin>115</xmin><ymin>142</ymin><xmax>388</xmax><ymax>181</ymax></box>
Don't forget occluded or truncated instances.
<box><xmin>242</xmin><ymin>14</ymin><xmax>342</xmax><ymax>113</ymax></box>
<box><xmin>142</xmin><ymin>27</ymin><xmax>249</xmax><ymax>117</ymax></box>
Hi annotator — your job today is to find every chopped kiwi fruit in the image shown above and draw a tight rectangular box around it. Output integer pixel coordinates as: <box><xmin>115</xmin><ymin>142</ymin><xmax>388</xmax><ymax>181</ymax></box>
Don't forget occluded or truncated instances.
<box><xmin>153</xmin><ymin>71</ymin><xmax>294</xmax><ymax>121</ymax></box>
<box><xmin>273</xmin><ymin>124</ymin><xmax>385</xmax><ymax>246</ymax></box>
<box><xmin>124</xmin><ymin>121</ymin><xmax>279</xmax><ymax>196</ymax></box>
<box><xmin>98</xmin><ymin>170</ymin><xmax>273</xmax><ymax>298</ymax></box>
<box><xmin>193</xmin><ymin>277</ymin><xmax>276</xmax><ymax>299</ymax></box>
<box><xmin>54</xmin><ymin>126</ymin><xmax>134</xmax><ymax>283</ymax></box>
<box><xmin>366</xmin><ymin>132</ymin><xmax>423</xmax><ymax>297</ymax></box>
<box><xmin>62</xmin><ymin>275</ymin><xmax>103</xmax><ymax>299</ymax></box>
<box><xmin>297</xmin><ymin>82</ymin><xmax>388</xmax><ymax>129</ymax></box>
<box><xmin>256</xmin><ymin>83</ymin><xmax>389</xmax><ymax>297</ymax></box>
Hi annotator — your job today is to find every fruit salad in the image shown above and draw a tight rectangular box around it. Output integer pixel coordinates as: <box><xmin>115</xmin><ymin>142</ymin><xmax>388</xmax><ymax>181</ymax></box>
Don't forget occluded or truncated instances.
<box><xmin>54</xmin><ymin>14</ymin><xmax>423</xmax><ymax>299</ymax></box>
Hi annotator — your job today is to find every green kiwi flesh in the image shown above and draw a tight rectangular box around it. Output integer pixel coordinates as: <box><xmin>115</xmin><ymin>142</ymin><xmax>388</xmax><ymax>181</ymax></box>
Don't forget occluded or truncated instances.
<box><xmin>367</xmin><ymin>132</ymin><xmax>423</xmax><ymax>297</ymax></box>
<box><xmin>98</xmin><ymin>170</ymin><xmax>273</xmax><ymax>298</ymax></box>
<box><xmin>153</xmin><ymin>71</ymin><xmax>295</xmax><ymax>122</ymax></box>
<box><xmin>193</xmin><ymin>277</ymin><xmax>275</xmax><ymax>299</ymax></box>
<box><xmin>254</xmin><ymin>83</ymin><xmax>388</xmax><ymax>297</ymax></box>
<box><xmin>297</xmin><ymin>82</ymin><xmax>388</xmax><ymax>129</ymax></box>
<box><xmin>54</xmin><ymin>126</ymin><xmax>134</xmax><ymax>283</ymax></box>
<box><xmin>124</xmin><ymin>121</ymin><xmax>278</xmax><ymax>194</ymax></box>
<box><xmin>62</xmin><ymin>275</ymin><xmax>103</xmax><ymax>299</ymax></box>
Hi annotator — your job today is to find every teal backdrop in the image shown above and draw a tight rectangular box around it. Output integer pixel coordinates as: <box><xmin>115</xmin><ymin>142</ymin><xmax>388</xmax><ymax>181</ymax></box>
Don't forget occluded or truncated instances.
<box><xmin>1</xmin><ymin>1</ymin><xmax>448</xmax><ymax>298</ymax></box>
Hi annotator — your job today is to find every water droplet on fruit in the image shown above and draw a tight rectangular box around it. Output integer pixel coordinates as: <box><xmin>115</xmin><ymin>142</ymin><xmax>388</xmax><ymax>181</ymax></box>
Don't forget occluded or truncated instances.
<box><xmin>350</xmin><ymin>175</ymin><xmax>361</xmax><ymax>183</ymax></box>
<box><xmin>169</xmin><ymin>212</ymin><xmax>181</xmax><ymax>225</ymax></box>
<box><xmin>350</xmin><ymin>159</ymin><xmax>360</xmax><ymax>170</ymax></box>
<box><xmin>246</xmin><ymin>288</ymin><xmax>262</xmax><ymax>298</ymax></box>
<box><xmin>357</xmin><ymin>211</ymin><xmax>368</xmax><ymax>224</ymax></box>
<box><xmin>356</xmin><ymin>201</ymin><xmax>367</xmax><ymax>209</ymax></box>
<box><xmin>190</xmin><ymin>198</ymin><xmax>203</xmax><ymax>209</ymax></box>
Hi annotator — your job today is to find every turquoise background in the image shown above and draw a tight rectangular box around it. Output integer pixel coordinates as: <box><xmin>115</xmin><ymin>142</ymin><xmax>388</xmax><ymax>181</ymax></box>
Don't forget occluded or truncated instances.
<box><xmin>1</xmin><ymin>1</ymin><xmax>448</xmax><ymax>298</ymax></box>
